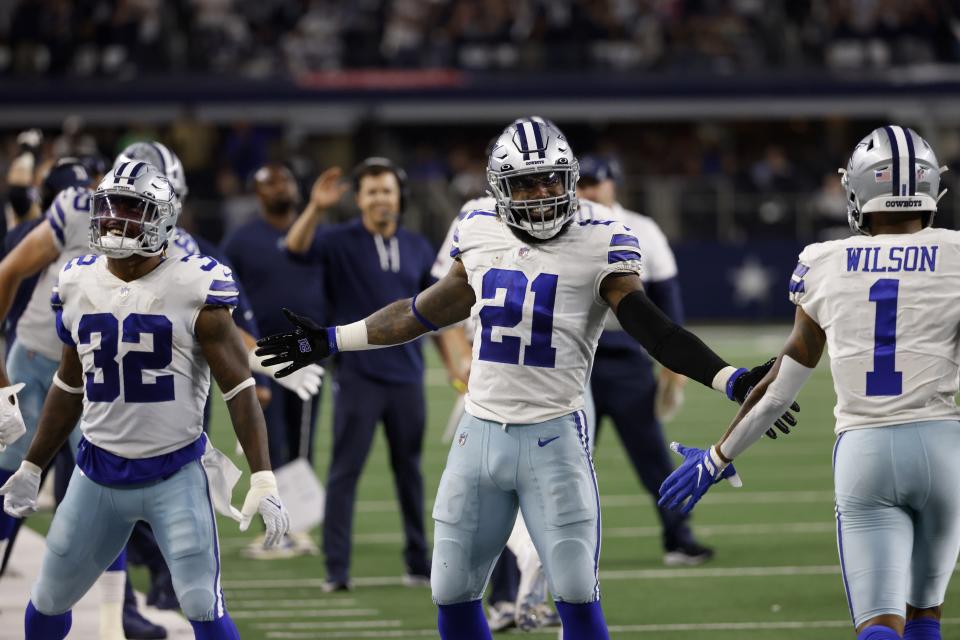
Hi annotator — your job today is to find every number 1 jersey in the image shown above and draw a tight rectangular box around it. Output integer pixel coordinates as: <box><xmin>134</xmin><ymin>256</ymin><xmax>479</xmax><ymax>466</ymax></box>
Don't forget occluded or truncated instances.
<box><xmin>53</xmin><ymin>254</ymin><xmax>238</xmax><ymax>458</ymax></box>
<box><xmin>789</xmin><ymin>227</ymin><xmax>960</xmax><ymax>433</ymax></box>
<box><xmin>452</xmin><ymin>205</ymin><xmax>642</xmax><ymax>424</ymax></box>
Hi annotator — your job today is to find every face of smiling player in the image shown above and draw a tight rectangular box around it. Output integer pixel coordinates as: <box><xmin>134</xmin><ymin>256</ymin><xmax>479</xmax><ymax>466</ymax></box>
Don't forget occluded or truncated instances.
<box><xmin>357</xmin><ymin>171</ymin><xmax>401</xmax><ymax>237</ymax></box>
<box><xmin>507</xmin><ymin>171</ymin><xmax>565</xmax><ymax>223</ymax></box>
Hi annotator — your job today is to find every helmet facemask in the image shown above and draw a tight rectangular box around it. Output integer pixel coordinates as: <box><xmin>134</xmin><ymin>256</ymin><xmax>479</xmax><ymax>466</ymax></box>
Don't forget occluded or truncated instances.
<box><xmin>90</xmin><ymin>189</ymin><xmax>175</xmax><ymax>258</ymax></box>
<box><xmin>489</xmin><ymin>167</ymin><xmax>579</xmax><ymax>240</ymax></box>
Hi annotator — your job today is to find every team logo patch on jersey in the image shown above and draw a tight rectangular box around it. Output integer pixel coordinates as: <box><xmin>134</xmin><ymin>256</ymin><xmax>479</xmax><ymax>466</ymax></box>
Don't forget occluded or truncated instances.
<box><xmin>518</xmin><ymin>246</ymin><xmax>530</xmax><ymax>259</ymax></box>
<box><xmin>457</xmin><ymin>432</ymin><xmax>468</xmax><ymax>447</ymax></box>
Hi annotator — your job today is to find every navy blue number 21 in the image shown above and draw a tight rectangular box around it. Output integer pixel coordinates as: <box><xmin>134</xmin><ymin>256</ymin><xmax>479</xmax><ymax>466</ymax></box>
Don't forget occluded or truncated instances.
<box><xmin>78</xmin><ymin>313</ymin><xmax>175</xmax><ymax>402</ymax></box>
<box><xmin>866</xmin><ymin>278</ymin><xmax>902</xmax><ymax>396</ymax></box>
<box><xmin>478</xmin><ymin>269</ymin><xmax>558</xmax><ymax>368</ymax></box>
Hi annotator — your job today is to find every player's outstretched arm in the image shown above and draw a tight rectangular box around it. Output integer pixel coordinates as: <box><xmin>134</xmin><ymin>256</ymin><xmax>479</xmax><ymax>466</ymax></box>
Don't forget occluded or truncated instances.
<box><xmin>256</xmin><ymin>259</ymin><xmax>476</xmax><ymax>377</ymax></box>
<box><xmin>0</xmin><ymin>346</ymin><xmax>84</xmax><ymax>517</ymax></box>
<box><xmin>197</xmin><ymin>306</ymin><xmax>290</xmax><ymax>545</ymax></box>
<box><xmin>658</xmin><ymin>307</ymin><xmax>824</xmax><ymax>513</ymax></box>
<box><xmin>0</xmin><ymin>221</ymin><xmax>60</xmax><ymax>387</ymax></box>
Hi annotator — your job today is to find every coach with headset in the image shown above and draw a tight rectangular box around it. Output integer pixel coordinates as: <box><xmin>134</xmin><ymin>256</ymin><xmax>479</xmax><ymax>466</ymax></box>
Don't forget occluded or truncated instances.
<box><xmin>286</xmin><ymin>157</ymin><xmax>444</xmax><ymax>591</ymax></box>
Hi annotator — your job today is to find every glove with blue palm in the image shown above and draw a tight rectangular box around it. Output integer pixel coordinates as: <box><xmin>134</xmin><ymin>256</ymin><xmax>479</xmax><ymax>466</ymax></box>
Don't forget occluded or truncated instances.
<box><xmin>658</xmin><ymin>442</ymin><xmax>742</xmax><ymax>514</ymax></box>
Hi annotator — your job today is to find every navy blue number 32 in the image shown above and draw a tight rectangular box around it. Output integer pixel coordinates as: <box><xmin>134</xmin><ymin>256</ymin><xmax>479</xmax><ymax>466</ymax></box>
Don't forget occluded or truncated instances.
<box><xmin>78</xmin><ymin>313</ymin><xmax>175</xmax><ymax>402</ymax></box>
<box><xmin>478</xmin><ymin>268</ymin><xmax>558</xmax><ymax>368</ymax></box>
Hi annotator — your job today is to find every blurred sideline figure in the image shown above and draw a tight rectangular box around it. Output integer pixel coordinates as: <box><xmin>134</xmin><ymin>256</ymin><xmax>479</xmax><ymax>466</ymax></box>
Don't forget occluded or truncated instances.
<box><xmin>661</xmin><ymin>126</ymin><xmax>955</xmax><ymax>640</ymax></box>
<box><xmin>285</xmin><ymin>157</ymin><xmax>465</xmax><ymax>591</ymax></box>
<box><xmin>222</xmin><ymin>162</ymin><xmax>329</xmax><ymax>559</ymax></box>
<box><xmin>578</xmin><ymin>154</ymin><xmax>717</xmax><ymax>567</ymax></box>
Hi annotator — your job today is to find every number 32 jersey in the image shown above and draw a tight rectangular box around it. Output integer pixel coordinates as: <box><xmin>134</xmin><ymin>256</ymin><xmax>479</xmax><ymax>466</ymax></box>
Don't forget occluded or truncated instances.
<box><xmin>452</xmin><ymin>205</ymin><xmax>641</xmax><ymax>424</ymax></box>
<box><xmin>789</xmin><ymin>227</ymin><xmax>960</xmax><ymax>433</ymax></box>
<box><xmin>52</xmin><ymin>254</ymin><xmax>238</xmax><ymax>458</ymax></box>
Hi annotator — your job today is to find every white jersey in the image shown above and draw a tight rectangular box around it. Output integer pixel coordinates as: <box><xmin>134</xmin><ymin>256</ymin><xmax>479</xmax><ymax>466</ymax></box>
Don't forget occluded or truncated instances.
<box><xmin>18</xmin><ymin>186</ymin><xmax>93</xmax><ymax>360</ymax></box>
<box><xmin>16</xmin><ymin>184</ymin><xmax>201</xmax><ymax>360</ymax></box>
<box><xmin>53</xmin><ymin>253</ymin><xmax>238</xmax><ymax>458</ymax></box>
<box><xmin>610</xmin><ymin>203</ymin><xmax>676</xmax><ymax>282</ymax></box>
<box><xmin>453</xmin><ymin>202</ymin><xmax>641</xmax><ymax>423</ymax></box>
<box><xmin>790</xmin><ymin>227</ymin><xmax>960</xmax><ymax>433</ymax></box>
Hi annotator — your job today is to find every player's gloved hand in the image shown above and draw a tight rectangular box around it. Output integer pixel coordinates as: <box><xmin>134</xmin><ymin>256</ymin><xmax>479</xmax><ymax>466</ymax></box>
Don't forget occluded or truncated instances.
<box><xmin>658</xmin><ymin>443</ymin><xmax>741</xmax><ymax>514</ymax></box>
<box><xmin>16</xmin><ymin>129</ymin><xmax>42</xmax><ymax>158</ymax></box>
<box><xmin>255</xmin><ymin>308</ymin><xmax>332</xmax><ymax>378</ymax></box>
<box><xmin>239</xmin><ymin>470</ymin><xmax>290</xmax><ymax>547</ymax></box>
<box><xmin>251</xmin><ymin>347</ymin><xmax>324</xmax><ymax>401</ymax></box>
<box><xmin>0</xmin><ymin>383</ymin><xmax>27</xmax><ymax>449</ymax></box>
<box><xmin>728</xmin><ymin>358</ymin><xmax>799</xmax><ymax>439</ymax></box>
<box><xmin>0</xmin><ymin>460</ymin><xmax>41</xmax><ymax>518</ymax></box>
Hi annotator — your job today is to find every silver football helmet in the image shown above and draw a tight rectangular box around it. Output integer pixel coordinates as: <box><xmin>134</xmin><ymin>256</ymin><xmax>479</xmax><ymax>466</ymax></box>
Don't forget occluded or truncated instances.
<box><xmin>840</xmin><ymin>125</ymin><xmax>947</xmax><ymax>235</ymax></box>
<box><xmin>90</xmin><ymin>161</ymin><xmax>179</xmax><ymax>258</ymax></box>
<box><xmin>487</xmin><ymin>118</ymin><xmax>579</xmax><ymax>240</ymax></box>
<box><xmin>114</xmin><ymin>141</ymin><xmax>188</xmax><ymax>201</ymax></box>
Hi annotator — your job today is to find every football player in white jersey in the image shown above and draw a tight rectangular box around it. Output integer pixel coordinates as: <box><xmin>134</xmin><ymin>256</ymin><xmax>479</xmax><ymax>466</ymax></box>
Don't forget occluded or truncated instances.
<box><xmin>0</xmin><ymin>162</ymin><xmax>289</xmax><ymax>640</ymax></box>
<box><xmin>257</xmin><ymin>118</ymin><xmax>791</xmax><ymax>639</ymax></box>
<box><xmin>660</xmin><ymin>126</ymin><xmax>955</xmax><ymax>640</ymax></box>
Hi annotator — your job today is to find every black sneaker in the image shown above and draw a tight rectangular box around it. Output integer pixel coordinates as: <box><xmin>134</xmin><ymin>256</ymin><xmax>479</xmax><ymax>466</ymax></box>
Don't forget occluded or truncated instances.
<box><xmin>321</xmin><ymin>579</ymin><xmax>352</xmax><ymax>593</ymax></box>
<box><xmin>122</xmin><ymin>607</ymin><xmax>167</xmax><ymax>639</ymax></box>
<box><xmin>663</xmin><ymin>540</ymin><xmax>715</xmax><ymax>566</ymax></box>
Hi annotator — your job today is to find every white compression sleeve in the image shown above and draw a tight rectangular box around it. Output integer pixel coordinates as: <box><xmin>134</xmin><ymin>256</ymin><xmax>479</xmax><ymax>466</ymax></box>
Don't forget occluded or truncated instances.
<box><xmin>718</xmin><ymin>355</ymin><xmax>814</xmax><ymax>461</ymax></box>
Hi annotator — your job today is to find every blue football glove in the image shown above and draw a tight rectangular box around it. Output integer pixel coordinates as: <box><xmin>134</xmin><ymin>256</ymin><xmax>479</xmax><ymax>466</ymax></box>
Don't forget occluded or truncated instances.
<box><xmin>657</xmin><ymin>442</ymin><xmax>742</xmax><ymax>514</ymax></box>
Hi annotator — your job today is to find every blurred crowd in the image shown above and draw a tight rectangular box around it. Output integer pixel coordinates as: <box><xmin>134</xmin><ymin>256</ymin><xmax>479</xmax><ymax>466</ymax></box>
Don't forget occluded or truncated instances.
<box><xmin>1</xmin><ymin>0</ymin><xmax>956</xmax><ymax>78</ymax></box>
<box><xmin>2</xmin><ymin>116</ymin><xmax>958</xmax><ymax>248</ymax></box>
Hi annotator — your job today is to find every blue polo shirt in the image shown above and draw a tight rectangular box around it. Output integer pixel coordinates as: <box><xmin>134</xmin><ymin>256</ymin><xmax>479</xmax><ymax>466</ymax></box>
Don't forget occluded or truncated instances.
<box><xmin>295</xmin><ymin>219</ymin><xmax>436</xmax><ymax>385</ymax></box>
<box><xmin>221</xmin><ymin>217</ymin><xmax>326</xmax><ymax>339</ymax></box>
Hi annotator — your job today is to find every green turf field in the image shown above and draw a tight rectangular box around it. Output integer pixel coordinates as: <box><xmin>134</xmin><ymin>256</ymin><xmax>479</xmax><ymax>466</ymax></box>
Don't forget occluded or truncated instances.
<box><xmin>31</xmin><ymin>325</ymin><xmax>960</xmax><ymax>638</ymax></box>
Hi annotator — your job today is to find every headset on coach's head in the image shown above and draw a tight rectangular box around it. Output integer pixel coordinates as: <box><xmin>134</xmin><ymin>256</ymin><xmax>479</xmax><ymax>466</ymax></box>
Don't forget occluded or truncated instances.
<box><xmin>351</xmin><ymin>157</ymin><xmax>409</xmax><ymax>215</ymax></box>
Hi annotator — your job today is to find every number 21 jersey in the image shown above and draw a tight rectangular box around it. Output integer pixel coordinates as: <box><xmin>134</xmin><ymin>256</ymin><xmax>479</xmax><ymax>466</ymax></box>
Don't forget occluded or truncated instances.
<box><xmin>452</xmin><ymin>205</ymin><xmax>641</xmax><ymax>424</ymax></box>
<box><xmin>789</xmin><ymin>227</ymin><xmax>960</xmax><ymax>433</ymax></box>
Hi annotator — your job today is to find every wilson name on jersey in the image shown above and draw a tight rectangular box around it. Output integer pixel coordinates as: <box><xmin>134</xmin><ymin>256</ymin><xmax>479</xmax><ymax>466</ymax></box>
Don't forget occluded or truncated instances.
<box><xmin>452</xmin><ymin>205</ymin><xmax>641</xmax><ymax>424</ymax></box>
<box><xmin>789</xmin><ymin>227</ymin><xmax>960</xmax><ymax>432</ymax></box>
<box><xmin>53</xmin><ymin>253</ymin><xmax>238</xmax><ymax>458</ymax></box>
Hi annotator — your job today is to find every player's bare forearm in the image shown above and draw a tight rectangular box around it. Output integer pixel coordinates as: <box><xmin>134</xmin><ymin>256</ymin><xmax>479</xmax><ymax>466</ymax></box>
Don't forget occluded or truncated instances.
<box><xmin>715</xmin><ymin>307</ymin><xmax>824</xmax><ymax>460</ymax></box>
<box><xmin>24</xmin><ymin>347</ymin><xmax>84</xmax><ymax>469</ymax></box>
<box><xmin>366</xmin><ymin>259</ymin><xmax>475</xmax><ymax>345</ymax></box>
<box><xmin>197</xmin><ymin>306</ymin><xmax>271</xmax><ymax>473</ymax></box>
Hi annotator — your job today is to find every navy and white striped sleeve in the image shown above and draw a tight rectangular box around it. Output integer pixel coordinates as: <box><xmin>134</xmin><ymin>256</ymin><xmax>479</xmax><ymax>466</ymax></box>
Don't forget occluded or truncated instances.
<box><xmin>44</xmin><ymin>192</ymin><xmax>70</xmax><ymax>250</ymax></box>
<box><xmin>594</xmin><ymin>225</ymin><xmax>643</xmax><ymax>301</ymax></box>
<box><xmin>203</xmin><ymin>262</ymin><xmax>240</xmax><ymax>312</ymax></box>
<box><xmin>51</xmin><ymin>271</ymin><xmax>77</xmax><ymax>347</ymax></box>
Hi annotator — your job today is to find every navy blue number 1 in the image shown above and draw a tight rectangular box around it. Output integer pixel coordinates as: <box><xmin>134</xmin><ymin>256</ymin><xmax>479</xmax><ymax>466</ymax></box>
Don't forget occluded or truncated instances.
<box><xmin>478</xmin><ymin>269</ymin><xmax>558</xmax><ymax>368</ymax></box>
<box><xmin>866</xmin><ymin>278</ymin><xmax>902</xmax><ymax>396</ymax></box>
<box><xmin>79</xmin><ymin>313</ymin><xmax>175</xmax><ymax>403</ymax></box>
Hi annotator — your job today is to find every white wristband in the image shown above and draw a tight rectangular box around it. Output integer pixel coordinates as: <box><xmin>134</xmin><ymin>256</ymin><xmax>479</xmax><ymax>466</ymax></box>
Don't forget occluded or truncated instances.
<box><xmin>711</xmin><ymin>366</ymin><xmax>740</xmax><ymax>394</ymax></box>
<box><xmin>52</xmin><ymin>372</ymin><xmax>84</xmax><ymax>395</ymax></box>
<box><xmin>335</xmin><ymin>320</ymin><xmax>376</xmax><ymax>351</ymax></box>
<box><xmin>223</xmin><ymin>377</ymin><xmax>256</xmax><ymax>401</ymax></box>
<box><xmin>249</xmin><ymin>470</ymin><xmax>278</xmax><ymax>491</ymax></box>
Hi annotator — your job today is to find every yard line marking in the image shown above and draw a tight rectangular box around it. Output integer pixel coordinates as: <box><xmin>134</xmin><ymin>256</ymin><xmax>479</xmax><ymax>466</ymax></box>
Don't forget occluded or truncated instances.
<box><xmin>230</xmin><ymin>609</ymin><xmax>379</xmax><ymax>619</ymax></box>
<box><xmin>347</xmin><ymin>490</ymin><xmax>838</xmax><ymax>513</ymax></box>
<box><xmin>230</xmin><ymin>598</ymin><xmax>357</xmax><ymax>608</ymax></box>
<box><xmin>256</xmin><ymin>620</ymin><xmax>402</xmax><ymax>631</ymax></box>
<box><xmin>601</xmin><ymin>565</ymin><xmax>841</xmax><ymax>580</ymax></box>
<box><xmin>226</xmin><ymin>521</ymin><xmax>836</xmax><ymax>547</ymax></box>
<box><xmin>225</xmin><ymin>565</ymin><xmax>845</xmax><ymax>590</ymax></box>
<box><xmin>264</xmin><ymin>619</ymin><xmax>960</xmax><ymax>638</ymax></box>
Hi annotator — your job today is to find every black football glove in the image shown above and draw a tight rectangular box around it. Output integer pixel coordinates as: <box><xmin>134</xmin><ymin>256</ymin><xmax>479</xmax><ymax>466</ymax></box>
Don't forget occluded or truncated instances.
<box><xmin>729</xmin><ymin>357</ymin><xmax>799</xmax><ymax>439</ymax></box>
<box><xmin>255</xmin><ymin>308</ymin><xmax>332</xmax><ymax>378</ymax></box>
